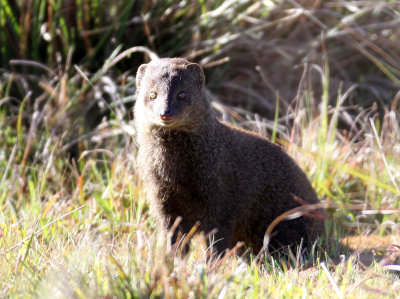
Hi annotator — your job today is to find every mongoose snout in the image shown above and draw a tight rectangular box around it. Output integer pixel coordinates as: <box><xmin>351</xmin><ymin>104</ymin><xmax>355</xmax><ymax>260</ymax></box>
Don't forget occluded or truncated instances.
<box><xmin>134</xmin><ymin>57</ymin><xmax>322</xmax><ymax>256</ymax></box>
<box><xmin>160</xmin><ymin>109</ymin><xmax>174</xmax><ymax>122</ymax></box>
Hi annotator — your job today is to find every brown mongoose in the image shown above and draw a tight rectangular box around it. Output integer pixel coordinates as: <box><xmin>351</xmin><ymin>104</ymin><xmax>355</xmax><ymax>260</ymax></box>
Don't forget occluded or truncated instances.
<box><xmin>134</xmin><ymin>58</ymin><xmax>321</xmax><ymax>255</ymax></box>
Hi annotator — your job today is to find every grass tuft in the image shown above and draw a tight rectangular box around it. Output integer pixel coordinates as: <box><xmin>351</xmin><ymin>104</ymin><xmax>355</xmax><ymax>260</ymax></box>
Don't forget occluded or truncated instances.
<box><xmin>0</xmin><ymin>0</ymin><xmax>400</xmax><ymax>297</ymax></box>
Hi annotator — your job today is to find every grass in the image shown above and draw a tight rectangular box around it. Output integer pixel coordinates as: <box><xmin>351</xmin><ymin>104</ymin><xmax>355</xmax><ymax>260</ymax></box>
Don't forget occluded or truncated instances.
<box><xmin>1</xmin><ymin>0</ymin><xmax>400</xmax><ymax>298</ymax></box>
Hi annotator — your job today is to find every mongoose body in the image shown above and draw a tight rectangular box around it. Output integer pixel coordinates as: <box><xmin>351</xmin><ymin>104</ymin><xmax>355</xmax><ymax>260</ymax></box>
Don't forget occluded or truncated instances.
<box><xmin>135</xmin><ymin>58</ymin><xmax>321</xmax><ymax>254</ymax></box>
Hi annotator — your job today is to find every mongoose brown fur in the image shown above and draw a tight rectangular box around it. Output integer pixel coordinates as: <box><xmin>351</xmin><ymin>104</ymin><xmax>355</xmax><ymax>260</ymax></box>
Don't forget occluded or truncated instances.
<box><xmin>134</xmin><ymin>58</ymin><xmax>321</xmax><ymax>255</ymax></box>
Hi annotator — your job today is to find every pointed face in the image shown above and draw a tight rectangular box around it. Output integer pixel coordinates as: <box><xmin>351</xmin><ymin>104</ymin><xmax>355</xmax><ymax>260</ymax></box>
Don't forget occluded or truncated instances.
<box><xmin>135</xmin><ymin>58</ymin><xmax>208</xmax><ymax>130</ymax></box>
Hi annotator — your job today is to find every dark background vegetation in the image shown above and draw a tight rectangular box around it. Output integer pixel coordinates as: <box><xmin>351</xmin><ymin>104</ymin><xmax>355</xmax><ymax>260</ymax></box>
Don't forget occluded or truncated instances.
<box><xmin>2</xmin><ymin>0</ymin><xmax>399</xmax><ymax>118</ymax></box>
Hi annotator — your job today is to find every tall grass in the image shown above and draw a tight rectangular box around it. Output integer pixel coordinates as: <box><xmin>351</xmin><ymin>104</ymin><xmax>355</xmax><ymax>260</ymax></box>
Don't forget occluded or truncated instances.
<box><xmin>2</xmin><ymin>1</ymin><xmax>399</xmax><ymax>113</ymax></box>
<box><xmin>0</xmin><ymin>0</ymin><xmax>400</xmax><ymax>297</ymax></box>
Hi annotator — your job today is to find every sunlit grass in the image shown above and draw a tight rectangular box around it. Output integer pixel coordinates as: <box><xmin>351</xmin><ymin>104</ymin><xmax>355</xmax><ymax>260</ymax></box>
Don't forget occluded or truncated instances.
<box><xmin>1</xmin><ymin>56</ymin><xmax>400</xmax><ymax>297</ymax></box>
<box><xmin>1</xmin><ymin>0</ymin><xmax>400</xmax><ymax>297</ymax></box>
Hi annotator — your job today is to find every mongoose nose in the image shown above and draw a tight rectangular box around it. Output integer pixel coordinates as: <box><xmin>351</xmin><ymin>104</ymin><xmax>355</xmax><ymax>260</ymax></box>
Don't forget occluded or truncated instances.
<box><xmin>160</xmin><ymin>109</ymin><xmax>174</xmax><ymax>121</ymax></box>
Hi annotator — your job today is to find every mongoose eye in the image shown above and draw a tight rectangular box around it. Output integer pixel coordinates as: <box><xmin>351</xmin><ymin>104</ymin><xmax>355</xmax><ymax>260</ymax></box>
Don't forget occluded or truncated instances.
<box><xmin>149</xmin><ymin>91</ymin><xmax>157</xmax><ymax>100</ymax></box>
<box><xmin>177</xmin><ymin>91</ymin><xmax>186</xmax><ymax>100</ymax></box>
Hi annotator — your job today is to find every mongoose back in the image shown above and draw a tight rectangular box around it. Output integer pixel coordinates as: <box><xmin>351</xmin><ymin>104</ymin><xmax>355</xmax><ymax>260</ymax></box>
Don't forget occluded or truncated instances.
<box><xmin>134</xmin><ymin>58</ymin><xmax>321</xmax><ymax>255</ymax></box>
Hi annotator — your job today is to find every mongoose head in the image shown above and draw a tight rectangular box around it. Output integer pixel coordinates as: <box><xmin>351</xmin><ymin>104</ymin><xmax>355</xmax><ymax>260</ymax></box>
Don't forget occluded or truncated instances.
<box><xmin>135</xmin><ymin>58</ymin><xmax>210</xmax><ymax>131</ymax></box>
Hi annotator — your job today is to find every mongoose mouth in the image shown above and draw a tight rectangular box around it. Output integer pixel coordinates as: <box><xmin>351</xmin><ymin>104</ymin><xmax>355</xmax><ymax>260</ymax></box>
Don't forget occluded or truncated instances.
<box><xmin>160</xmin><ymin>115</ymin><xmax>174</xmax><ymax>122</ymax></box>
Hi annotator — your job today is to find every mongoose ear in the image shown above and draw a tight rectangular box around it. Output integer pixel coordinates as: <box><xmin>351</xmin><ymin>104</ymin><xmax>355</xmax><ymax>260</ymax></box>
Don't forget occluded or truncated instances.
<box><xmin>136</xmin><ymin>64</ymin><xmax>148</xmax><ymax>92</ymax></box>
<box><xmin>186</xmin><ymin>63</ymin><xmax>205</xmax><ymax>88</ymax></box>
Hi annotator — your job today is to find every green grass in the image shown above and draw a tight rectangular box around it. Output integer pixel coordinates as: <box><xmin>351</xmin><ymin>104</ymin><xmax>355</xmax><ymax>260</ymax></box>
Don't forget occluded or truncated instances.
<box><xmin>1</xmin><ymin>0</ymin><xmax>400</xmax><ymax>298</ymax></box>
<box><xmin>1</xmin><ymin>57</ymin><xmax>400</xmax><ymax>297</ymax></box>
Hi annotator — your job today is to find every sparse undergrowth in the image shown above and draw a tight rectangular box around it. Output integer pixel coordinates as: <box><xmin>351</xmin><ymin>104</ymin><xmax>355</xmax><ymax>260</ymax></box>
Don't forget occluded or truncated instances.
<box><xmin>1</xmin><ymin>61</ymin><xmax>400</xmax><ymax>297</ymax></box>
<box><xmin>1</xmin><ymin>0</ymin><xmax>400</xmax><ymax>298</ymax></box>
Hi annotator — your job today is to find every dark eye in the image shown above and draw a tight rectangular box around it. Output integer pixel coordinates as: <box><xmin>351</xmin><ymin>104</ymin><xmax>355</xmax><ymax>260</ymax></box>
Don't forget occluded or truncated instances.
<box><xmin>149</xmin><ymin>91</ymin><xmax>157</xmax><ymax>99</ymax></box>
<box><xmin>177</xmin><ymin>91</ymin><xmax>186</xmax><ymax>100</ymax></box>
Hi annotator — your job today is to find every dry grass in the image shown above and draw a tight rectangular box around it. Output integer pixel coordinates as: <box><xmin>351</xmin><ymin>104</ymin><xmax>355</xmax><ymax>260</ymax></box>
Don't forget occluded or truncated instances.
<box><xmin>1</xmin><ymin>0</ymin><xmax>400</xmax><ymax>298</ymax></box>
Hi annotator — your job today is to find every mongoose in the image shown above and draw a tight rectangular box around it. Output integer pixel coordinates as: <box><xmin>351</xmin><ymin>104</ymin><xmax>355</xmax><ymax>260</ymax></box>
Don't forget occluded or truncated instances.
<box><xmin>134</xmin><ymin>58</ymin><xmax>321</xmax><ymax>255</ymax></box>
